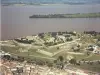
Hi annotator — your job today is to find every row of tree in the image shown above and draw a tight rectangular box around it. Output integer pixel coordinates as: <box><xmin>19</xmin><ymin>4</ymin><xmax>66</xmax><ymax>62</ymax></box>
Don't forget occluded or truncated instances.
<box><xmin>14</xmin><ymin>38</ymin><xmax>34</xmax><ymax>44</ymax></box>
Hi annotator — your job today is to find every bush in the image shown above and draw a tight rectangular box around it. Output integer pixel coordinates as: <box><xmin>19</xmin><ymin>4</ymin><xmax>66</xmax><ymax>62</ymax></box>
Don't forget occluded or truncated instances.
<box><xmin>69</xmin><ymin>59</ymin><xmax>76</xmax><ymax>65</ymax></box>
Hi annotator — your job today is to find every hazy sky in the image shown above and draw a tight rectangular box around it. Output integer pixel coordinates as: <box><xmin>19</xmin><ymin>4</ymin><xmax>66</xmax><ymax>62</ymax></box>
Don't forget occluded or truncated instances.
<box><xmin>2</xmin><ymin>0</ymin><xmax>100</xmax><ymax>4</ymax></box>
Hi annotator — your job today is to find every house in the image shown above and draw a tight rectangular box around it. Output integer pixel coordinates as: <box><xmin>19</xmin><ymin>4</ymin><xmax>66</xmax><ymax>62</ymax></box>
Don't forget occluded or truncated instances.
<box><xmin>87</xmin><ymin>45</ymin><xmax>100</xmax><ymax>54</ymax></box>
<box><xmin>45</xmin><ymin>37</ymin><xmax>55</xmax><ymax>43</ymax></box>
<box><xmin>87</xmin><ymin>45</ymin><xmax>97</xmax><ymax>51</ymax></box>
<box><xmin>56</xmin><ymin>35</ymin><xmax>66</xmax><ymax>42</ymax></box>
<box><xmin>93</xmin><ymin>47</ymin><xmax>100</xmax><ymax>54</ymax></box>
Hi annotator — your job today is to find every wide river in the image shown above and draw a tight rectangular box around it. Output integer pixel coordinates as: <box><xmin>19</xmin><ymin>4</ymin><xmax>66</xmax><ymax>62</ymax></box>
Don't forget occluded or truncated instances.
<box><xmin>1</xmin><ymin>4</ymin><xmax>100</xmax><ymax>40</ymax></box>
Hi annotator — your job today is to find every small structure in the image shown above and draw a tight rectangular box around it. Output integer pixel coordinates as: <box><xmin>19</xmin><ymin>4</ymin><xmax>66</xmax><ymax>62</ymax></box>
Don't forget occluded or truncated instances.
<box><xmin>56</xmin><ymin>35</ymin><xmax>66</xmax><ymax>42</ymax></box>
<box><xmin>46</xmin><ymin>37</ymin><xmax>55</xmax><ymax>43</ymax></box>
<box><xmin>87</xmin><ymin>45</ymin><xmax>97</xmax><ymax>51</ymax></box>
<box><xmin>87</xmin><ymin>45</ymin><xmax>100</xmax><ymax>54</ymax></box>
<box><xmin>93</xmin><ymin>47</ymin><xmax>100</xmax><ymax>54</ymax></box>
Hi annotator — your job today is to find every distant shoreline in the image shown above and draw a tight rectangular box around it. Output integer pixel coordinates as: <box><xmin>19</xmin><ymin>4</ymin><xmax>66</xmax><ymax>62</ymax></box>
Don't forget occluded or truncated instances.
<box><xmin>2</xmin><ymin>3</ymin><xmax>100</xmax><ymax>6</ymax></box>
<box><xmin>1</xmin><ymin>4</ymin><xmax>83</xmax><ymax>6</ymax></box>
<box><xmin>29</xmin><ymin>13</ymin><xmax>100</xmax><ymax>18</ymax></box>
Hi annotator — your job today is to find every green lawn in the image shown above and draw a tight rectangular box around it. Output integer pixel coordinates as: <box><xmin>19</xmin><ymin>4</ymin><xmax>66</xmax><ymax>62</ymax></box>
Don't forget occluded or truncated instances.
<box><xmin>48</xmin><ymin>47</ymin><xmax>59</xmax><ymax>53</ymax></box>
<box><xmin>72</xmin><ymin>54</ymin><xmax>88</xmax><ymax>60</ymax></box>
<box><xmin>73</xmin><ymin>63</ymin><xmax>100</xmax><ymax>73</ymax></box>
<box><xmin>85</xmin><ymin>54</ymin><xmax>100</xmax><ymax>60</ymax></box>
<box><xmin>1</xmin><ymin>46</ymin><xmax>53</xmax><ymax>60</ymax></box>
<box><xmin>1</xmin><ymin>46</ymin><xmax>19</xmax><ymax>53</ymax></box>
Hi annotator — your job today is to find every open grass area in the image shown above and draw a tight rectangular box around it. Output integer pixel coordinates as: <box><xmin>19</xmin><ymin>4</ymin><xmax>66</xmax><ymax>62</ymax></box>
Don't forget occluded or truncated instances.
<box><xmin>71</xmin><ymin>54</ymin><xmax>87</xmax><ymax>60</ymax></box>
<box><xmin>1</xmin><ymin>40</ymin><xmax>100</xmax><ymax>61</ymax></box>
<box><xmin>48</xmin><ymin>47</ymin><xmax>59</xmax><ymax>53</ymax></box>
<box><xmin>85</xmin><ymin>54</ymin><xmax>100</xmax><ymax>60</ymax></box>
<box><xmin>1</xmin><ymin>46</ymin><xmax>19</xmax><ymax>53</ymax></box>
<box><xmin>73</xmin><ymin>63</ymin><xmax>100</xmax><ymax>73</ymax></box>
<box><xmin>1</xmin><ymin>46</ymin><xmax>54</xmax><ymax>62</ymax></box>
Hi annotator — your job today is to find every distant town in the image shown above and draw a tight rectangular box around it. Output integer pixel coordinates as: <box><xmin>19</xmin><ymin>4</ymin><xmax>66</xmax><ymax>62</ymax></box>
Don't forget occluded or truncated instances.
<box><xmin>0</xmin><ymin>31</ymin><xmax>100</xmax><ymax>75</ymax></box>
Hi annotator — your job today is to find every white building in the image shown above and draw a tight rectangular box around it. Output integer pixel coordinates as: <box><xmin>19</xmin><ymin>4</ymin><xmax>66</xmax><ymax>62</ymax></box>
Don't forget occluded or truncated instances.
<box><xmin>93</xmin><ymin>46</ymin><xmax>100</xmax><ymax>54</ymax></box>
<box><xmin>46</xmin><ymin>37</ymin><xmax>55</xmax><ymax>43</ymax></box>
<box><xmin>57</xmin><ymin>35</ymin><xmax>66</xmax><ymax>42</ymax></box>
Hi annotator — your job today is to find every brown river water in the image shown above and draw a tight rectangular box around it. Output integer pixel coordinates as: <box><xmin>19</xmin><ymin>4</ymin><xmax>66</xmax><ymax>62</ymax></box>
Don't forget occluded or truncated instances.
<box><xmin>1</xmin><ymin>4</ymin><xmax>100</xmax><ymax>40</ymax></box>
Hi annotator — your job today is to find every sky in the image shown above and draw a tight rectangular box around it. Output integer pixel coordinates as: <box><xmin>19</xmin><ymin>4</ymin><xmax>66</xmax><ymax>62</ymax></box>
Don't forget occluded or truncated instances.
<box><xmin>1</xmin><ymin>0</ymin><xmax>100</xmax><ymax>4</ymax></box>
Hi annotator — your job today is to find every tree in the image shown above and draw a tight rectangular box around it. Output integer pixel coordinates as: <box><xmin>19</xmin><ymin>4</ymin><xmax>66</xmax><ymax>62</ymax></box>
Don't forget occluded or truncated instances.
<box><xmin>3</xmin><ymin>55</ymin><xmax>11</xmax><ymax>60</ymax></box>
<box><xmin>54</xmin><ymin>60</ymin><xmax>57</xmax><ymax>63</ymax></box>
<box><xmin>77</xmin><ymin>44</ymin><xmax>80</xmax><ymax>48</ymax></box>
<box><xmin>87</xmin><ymin>51</ymin><xmax>90</xmax><ymax>56</ymax></box>
<box><xmin>69</xmin><ymin>59</ymin><xmax>76</xmax><ymax>65</ymax></box>
<box><xmin>54</xmin><ymin>56</ymin><xmax>65</xmax><ymax>69</ymax></box>
<box><xmin>97</xmin><ymin>61</ymin><xmax>100</xmax><ymax>64</ymax></box>
<box><xmin>57</xmin><ymin>47</ymin><xmax>60</xmax><ymax>50</ymax></box>
<box><xmin>47</xmin><ymin>63</ymin><xmax>53</xmax><ymax>67</ymax></box>
<box><xmin>58</xmin><ymin>56</ymin><xmax>64</xmax><ymax>62</ymax></box>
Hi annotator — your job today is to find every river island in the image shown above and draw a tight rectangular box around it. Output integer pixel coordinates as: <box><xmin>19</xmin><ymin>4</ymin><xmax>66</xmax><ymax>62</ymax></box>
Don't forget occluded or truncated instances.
<box><xmin>30</xmin><ymin>13</ymin><xmax>100</xmax><ymax>18</ymax></box>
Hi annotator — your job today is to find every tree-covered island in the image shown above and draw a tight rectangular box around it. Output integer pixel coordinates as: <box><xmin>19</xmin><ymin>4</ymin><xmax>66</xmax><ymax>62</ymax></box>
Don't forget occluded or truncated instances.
<box><xmin>29</xmin><ymin>13</ymin><xmax>100</xmax><ymax>18</ymax></box>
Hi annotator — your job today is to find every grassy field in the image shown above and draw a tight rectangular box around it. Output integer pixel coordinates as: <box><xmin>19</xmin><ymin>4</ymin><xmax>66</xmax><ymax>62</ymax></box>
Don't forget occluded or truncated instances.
<box><xmin>85</xmin><ymin>54</ymin><xmax>100</xmax><ymax>60</ymax></box>
<box><xmin>73</xmin><ymin>63</ymin><xmax>100</xmax><ymax>73</ymax></box>
<box><xmin>1</xmin><ymin>41</ymin><xmax>100</xmax><ymax>73</ymax></box>
<box><xmin>1</xmin><ymin>42</ymin><xmax>100</xmax><ymax>62</ymax></box>
<box><xmin>1</xmin><ymin>46</ymin><xmax>54</xmax><ymax>61</ymax></box>
<box><xmin>48</xmin><ymin>47</ymin><xmax>59</xmax><ymax>53</ymax></box>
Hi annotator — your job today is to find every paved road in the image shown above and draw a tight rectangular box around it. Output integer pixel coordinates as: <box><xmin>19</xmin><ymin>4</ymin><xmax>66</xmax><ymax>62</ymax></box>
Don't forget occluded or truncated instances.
<box><xmin>67</xmin><ymin>52</ymin><xmax>84</xmax><ymax>55</ymax></box>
